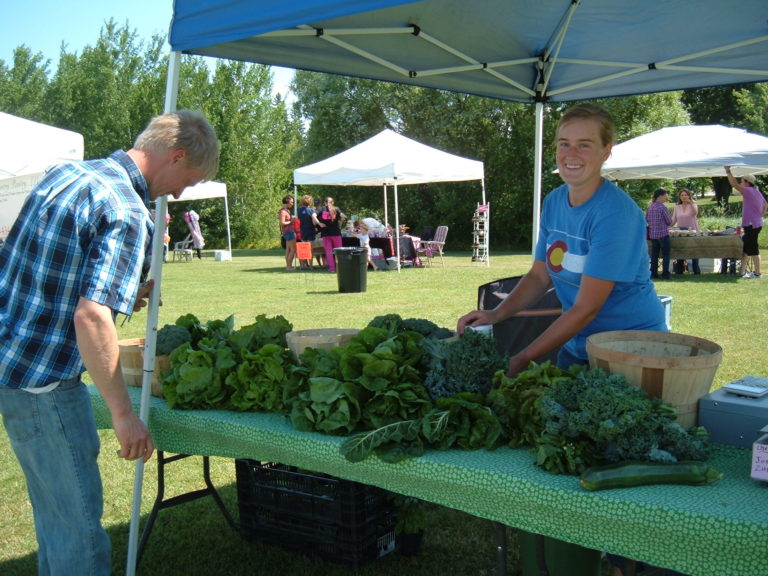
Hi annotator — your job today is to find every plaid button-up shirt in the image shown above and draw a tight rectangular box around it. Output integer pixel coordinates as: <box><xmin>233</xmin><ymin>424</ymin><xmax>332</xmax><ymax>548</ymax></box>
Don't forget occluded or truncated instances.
<box><xmin>646</xmin><ymin>201</ymin><xmax>672</xmax><ymax>240</ymax></box>
<box><xmin>0</xmin><ymin>151</ymin><xmax>153</xmax><ymax>389</ymax></box>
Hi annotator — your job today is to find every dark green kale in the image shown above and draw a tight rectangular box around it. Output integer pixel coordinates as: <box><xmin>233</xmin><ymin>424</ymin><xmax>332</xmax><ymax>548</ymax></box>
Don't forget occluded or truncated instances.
<box><xmin>421</xmin><ymin>329</ymin><xmax>506</xmax><ymax>399</ymax></box>
<box><xmin>401</xmin><ymin>318</ymin><xmax>440</xmax><ymax>337</ymax></box>
<box><xmin>536</xmin><ymin>367</ymin><xmax>711</xmax><ymax>475</ymax></box>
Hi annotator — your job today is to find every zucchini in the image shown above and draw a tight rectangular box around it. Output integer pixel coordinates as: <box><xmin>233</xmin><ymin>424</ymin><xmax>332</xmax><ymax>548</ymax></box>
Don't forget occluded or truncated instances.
<box><xmin>579</xmin><ymin>460</ymin><xmax>723</xmax><ymax>491</ymax></box>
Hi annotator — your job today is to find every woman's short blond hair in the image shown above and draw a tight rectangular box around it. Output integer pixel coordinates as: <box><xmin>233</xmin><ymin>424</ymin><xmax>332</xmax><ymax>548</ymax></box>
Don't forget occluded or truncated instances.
<box><xmin>300</xmin><ymin>194</ymin><xmax>313</xmax><ymax>207</ymax></box>
<box><xmin>134</xmin><ymin>109</ymin><xmax>220</xmax><ymax>181</ymax></box>
<box><xmin>556</xmin><ymin>103</ymin><xmax>615</xmax><ymax>147</ymax></box>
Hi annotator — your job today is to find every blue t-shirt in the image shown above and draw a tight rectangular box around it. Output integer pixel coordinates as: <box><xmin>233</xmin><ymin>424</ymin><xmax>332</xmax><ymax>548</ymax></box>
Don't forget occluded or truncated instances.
<box><xmin>297</xmin><ymin>205</ymin><xmax>317</xmax><ymax>241</ymax></box>
<box><xmin>534</xmin><ymin>180</ymin><xmax>667</xmax><ymax>360</ymax></box>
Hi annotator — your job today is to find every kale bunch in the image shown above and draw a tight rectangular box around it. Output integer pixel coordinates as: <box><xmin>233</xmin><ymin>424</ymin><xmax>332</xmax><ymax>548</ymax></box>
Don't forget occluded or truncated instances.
<box><xmin>420</xmin><ymin>329</ymin><xmax>506</xmax><ymax>399</ymax></box>
<box><xmin>536</xmin><ymin>367</ymin><xmax>711</xmax><ymax>475</ymax></box>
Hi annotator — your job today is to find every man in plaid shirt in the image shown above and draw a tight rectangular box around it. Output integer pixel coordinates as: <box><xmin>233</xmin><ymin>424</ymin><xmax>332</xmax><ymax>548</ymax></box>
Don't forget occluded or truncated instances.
<box><xmin>0</xmin><ymin>110</ymin><xmax>219</xmax><ymax>575</ymax></box>
<box><xmin>646</xmin><ymin>188</ymin><xmax>673</xmax><ymax>280</ymax></box>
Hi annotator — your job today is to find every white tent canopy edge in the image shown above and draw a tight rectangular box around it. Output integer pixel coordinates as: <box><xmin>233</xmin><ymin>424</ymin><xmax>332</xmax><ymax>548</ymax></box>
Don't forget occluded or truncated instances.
<box><xmin>602</xmin><ymin>125</ymin><xmax>768</xmax><ymax>181</ymax></box>
<box><xmin>0</xmin><ymin>113</ymin><xmax>84</xmax><ymax>241</ymax></box>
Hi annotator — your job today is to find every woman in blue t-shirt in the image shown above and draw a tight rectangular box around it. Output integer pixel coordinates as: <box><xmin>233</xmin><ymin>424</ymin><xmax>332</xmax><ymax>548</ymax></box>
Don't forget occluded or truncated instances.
<box><xmin>458</xmin><ymin>103</ymin><xmax>666</xmax><ymax>376</ymax></box>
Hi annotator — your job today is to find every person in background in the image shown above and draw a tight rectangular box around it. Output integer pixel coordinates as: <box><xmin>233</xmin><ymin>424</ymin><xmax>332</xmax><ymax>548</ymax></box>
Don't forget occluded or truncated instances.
<box><xmin>354</xmin><ymin>221</ymin><xmax>378</xmax><ymax>271</ymax></box>
<box><xmin>725</xmin><ymin>168</ymin><xmax>767</xmax><ymax>278</ymax></box>
<box><xmin>0</xmin><ymin>109</ymin><xmax>219</xmax><ymax>575</ymax></box>
<box><xmin>297</xmin><ymin>194</ymin><xmax>322</xmax><ymax>270</ymax></box>
<box><xmin>279</xmin><ymin>194</ymin><xmax>297</xmax><ymax>271</ymax></box>
<box><xmin>317</xmin><ymin>197</ymin><xmax>346</xmax><ymax>272</ymax></box>
<box><xmin>647</xmin><ymin>188</ymin><xmax>673</xmax><ymax>280</ymax></box>
<box><xmin>671</xmin><ymin>188</ymin><xmax>701</xmax><ymax>275</ymax></box>
<box><xmin>184</xmin><ymin>208</ymin><xmax>205</xmax><ymax>259</ymax></box>
<box><xmin>457</xmin><ymin>102</ymin><xmax>669</xmax><ymax>576</ymax></box>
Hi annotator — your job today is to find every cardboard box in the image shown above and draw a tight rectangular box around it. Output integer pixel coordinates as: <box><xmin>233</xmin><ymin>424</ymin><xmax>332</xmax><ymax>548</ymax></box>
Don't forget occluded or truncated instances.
<box><xmin>698</xmin><ymin>387</ymin><xmax>768</xmax><ymax>447</ymax></box>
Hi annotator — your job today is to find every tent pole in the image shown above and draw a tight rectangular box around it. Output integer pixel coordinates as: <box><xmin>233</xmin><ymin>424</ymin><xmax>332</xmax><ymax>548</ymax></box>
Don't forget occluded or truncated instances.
<box><xmin>532</xmin><ymin>102</ymin><xmax>544</xmax><ymax>259</ymax></box>
<box><xmin>224</xmin><ymin>193</ymin><xmax>232</xmax><ymax>256</ymax></box>
<box><xmin>393</xmin><ymin>181</ymin><xmax>401</xmax><ymax>272</ymax></box>
<box><xmin>383</xmin><ymin>184</ymin><xmax>388</xmax><ymax>231</ymax></box>
<box><xmin>125</xmin><ymin>49</ymin><xmax>181</xmax><ymax>576</ymax></box>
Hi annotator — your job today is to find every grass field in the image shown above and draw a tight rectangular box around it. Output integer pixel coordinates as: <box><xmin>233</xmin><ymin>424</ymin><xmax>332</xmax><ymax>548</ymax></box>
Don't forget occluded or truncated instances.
<box><xmin>1</xmin><ymin>248</ymin><xmax>766</xmax><ymax>576</ymax></box>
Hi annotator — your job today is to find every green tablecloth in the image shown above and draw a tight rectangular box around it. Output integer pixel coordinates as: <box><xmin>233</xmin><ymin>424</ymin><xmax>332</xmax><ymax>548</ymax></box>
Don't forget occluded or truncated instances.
<box><xmin>90</xmin><ymin>386</ymin><xmax>768</xmax><ymax>576</ymax></box>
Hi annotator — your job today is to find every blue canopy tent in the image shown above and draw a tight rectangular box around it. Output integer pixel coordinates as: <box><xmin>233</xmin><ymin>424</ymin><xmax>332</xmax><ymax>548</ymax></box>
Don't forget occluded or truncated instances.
<box><xmin>130</xmin><ymin>1</ymin><xmax>768</xmax><ymax>573</ymax></box>
<box><xmin>168</xmin><ymin>0</ymin><xmax>768</xmax><ymax>252</ymax></box>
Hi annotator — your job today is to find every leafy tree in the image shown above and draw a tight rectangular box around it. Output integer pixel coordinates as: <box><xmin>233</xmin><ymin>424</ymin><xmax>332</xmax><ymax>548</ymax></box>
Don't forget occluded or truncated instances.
<box><xmin>44</xmin><ymin>20</ymin><xmax>164</xmax><ymax>157</ymax></box>
<box><xmin>0</xmin><ymin>46</ymin><xmax>50</xmax><ymax>118</ymax></box>
<box><xmin>174</xmin><ymin>59</ymin><xmax>303</xmax><ymax>248</ymax></box>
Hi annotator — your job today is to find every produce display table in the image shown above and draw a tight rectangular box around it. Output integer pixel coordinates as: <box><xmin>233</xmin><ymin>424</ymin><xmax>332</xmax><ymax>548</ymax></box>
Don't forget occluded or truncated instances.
<box><xmin>648</xmin><ymin>234</ymin><xmax>743</xmax><ymax>260</ymax></box>
<box><xmin>90</xmin><ymin>386</ymin><xmax>768</xmax><ymax>576</ymax></box>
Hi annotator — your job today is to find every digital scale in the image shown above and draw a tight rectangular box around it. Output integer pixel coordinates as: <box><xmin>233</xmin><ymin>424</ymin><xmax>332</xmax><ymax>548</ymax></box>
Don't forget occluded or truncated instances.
<box><xmin>723</xmin><ymin>376</ymin><xmax>768</xmax><ymax>398</ymax></box>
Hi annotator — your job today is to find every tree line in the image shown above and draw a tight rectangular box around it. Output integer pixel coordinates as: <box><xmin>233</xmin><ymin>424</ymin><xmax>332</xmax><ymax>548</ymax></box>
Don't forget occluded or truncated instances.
<box><xmin>1</xmin><ymin>20</ymin><xmax>766</xmax><ymax>250</ymax></box>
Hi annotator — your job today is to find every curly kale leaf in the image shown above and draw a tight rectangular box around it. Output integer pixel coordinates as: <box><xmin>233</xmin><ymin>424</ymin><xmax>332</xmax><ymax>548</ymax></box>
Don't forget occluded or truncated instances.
<box><xmin>535</xmin><ymin>367</ymin><xmax>710</xmax><ymax>475</ymax></box>
<box><xmin>422</xmin><ymin>329</ymin><xmax>506</xmax><ymax>399</ymax></box>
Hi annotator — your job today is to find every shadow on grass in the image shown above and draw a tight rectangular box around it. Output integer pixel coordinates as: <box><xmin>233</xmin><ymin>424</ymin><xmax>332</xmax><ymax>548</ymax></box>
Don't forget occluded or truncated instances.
<box><xmin>106</xmin><ymin>483</ymin><xmax>525</xmax><ymax>576</ymax></box>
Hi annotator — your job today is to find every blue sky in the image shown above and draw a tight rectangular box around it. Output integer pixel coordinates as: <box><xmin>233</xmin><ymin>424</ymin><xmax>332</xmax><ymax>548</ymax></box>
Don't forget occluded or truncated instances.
<box><xmin>0</xmin><ymin>0</ymin><xmax>294</xmax><ymax>98</ymax></box>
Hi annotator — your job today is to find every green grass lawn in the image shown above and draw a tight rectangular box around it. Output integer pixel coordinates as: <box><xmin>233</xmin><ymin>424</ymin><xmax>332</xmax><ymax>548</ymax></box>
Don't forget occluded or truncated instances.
<box><xmin>1</xmin><ymin>249</ymin><xmax>766</xmax><ymax>575</ymax></box>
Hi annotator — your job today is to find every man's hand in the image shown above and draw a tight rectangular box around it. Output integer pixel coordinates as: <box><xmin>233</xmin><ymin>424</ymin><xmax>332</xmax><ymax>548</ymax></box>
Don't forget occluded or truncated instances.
<box><xmin>132</xmin><ymin>280</ymin><xmax>157</xmax><ymax>312</ymax></box>
<box><xmin>114</xmin><ymin>412</ymin><xmax>155</xmax><ymax>462</ymax></box>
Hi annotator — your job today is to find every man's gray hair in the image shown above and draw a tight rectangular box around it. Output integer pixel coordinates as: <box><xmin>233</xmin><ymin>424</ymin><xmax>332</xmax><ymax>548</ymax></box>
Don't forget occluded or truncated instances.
<box><xmin>134</xmin><ymin>109</ymin><xmax>220</xmax><ymax>180</ymax></box>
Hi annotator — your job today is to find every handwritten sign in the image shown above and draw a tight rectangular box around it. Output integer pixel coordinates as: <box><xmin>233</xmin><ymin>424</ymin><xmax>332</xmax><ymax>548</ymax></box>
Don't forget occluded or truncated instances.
<box><xmin>751</xmin><ymin>435</ymin><xmax>768</xmax><ymax>481</ymax></box>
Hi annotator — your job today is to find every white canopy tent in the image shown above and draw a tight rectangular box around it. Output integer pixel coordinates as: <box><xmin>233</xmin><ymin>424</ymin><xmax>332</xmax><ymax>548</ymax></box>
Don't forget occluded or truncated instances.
<box><xmin>168</xmin><ymin>180</ymin><xmax>232</xmax><ymax>256</ymax></box>
<box><xmin>293</xmin><ymin>129</ymin><xmax>485</xmax><ymax>268</ymax></box>
<box><xmin>602</xmin><ymin>125</ymin><xmax>768</xmax><ymax>181</ymax></box>
<box><xmin>0</xmin><ymin>112</ymin><xmax>84</xmax><ymax>240</ymax></box>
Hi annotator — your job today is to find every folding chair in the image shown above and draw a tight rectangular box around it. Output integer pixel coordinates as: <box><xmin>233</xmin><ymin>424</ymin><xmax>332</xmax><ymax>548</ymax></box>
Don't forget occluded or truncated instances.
<box><xmin>173</xmin><ymin>234</ymin><xmax>194</xmax><ymax>262</ymax></box>
<box><xmin>416</xmin><ymin>225</ymin><xmax>448</xmax><ymax>267</ymax></box>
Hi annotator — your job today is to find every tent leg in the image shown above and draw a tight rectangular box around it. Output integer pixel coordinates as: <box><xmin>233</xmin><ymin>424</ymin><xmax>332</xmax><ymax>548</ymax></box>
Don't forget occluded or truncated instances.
<box><xmin>532</xmin><ymin>101</ymin><xmax>544</xmax><ymax>259</ymax></box>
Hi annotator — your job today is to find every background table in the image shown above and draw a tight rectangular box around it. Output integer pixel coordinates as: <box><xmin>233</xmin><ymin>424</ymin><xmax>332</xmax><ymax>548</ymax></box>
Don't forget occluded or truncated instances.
<box><xmin>90</xmin><ymin>386</ymin><xmax>768</xmax><ymax>576</ymax></box>
<box><xmin>648</xmin><ymin>235</ymin><xmax>743</xmax><ymax>260</ymax></box>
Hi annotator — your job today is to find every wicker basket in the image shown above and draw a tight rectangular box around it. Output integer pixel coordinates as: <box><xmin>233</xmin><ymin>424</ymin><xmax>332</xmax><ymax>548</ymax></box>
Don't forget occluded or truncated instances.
<box><xmin>117</xmin><ymin>338</ymin><xmax>170</xmax><ymax>397</ymax></box>
<box><xmin>586</xmin><ymin>330</ymin><xmax>722</xmax><ymax>428</ymax></box>
<box><xmin>286</xmin><ymin>328</ymin><xmax>360</xmax><ymax>362</ymax></box>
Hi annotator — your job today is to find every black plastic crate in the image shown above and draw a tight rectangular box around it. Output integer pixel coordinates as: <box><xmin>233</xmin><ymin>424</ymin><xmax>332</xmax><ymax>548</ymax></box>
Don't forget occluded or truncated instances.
<box><xmin>235</xmin><ymin>459</ymin><xmax>397</xmax><ymax>567</ymax></box>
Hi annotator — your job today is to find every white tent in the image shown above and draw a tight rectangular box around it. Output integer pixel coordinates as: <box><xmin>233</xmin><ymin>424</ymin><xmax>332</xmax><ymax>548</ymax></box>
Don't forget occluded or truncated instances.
<box><xmin>169</xmin><ymin>181</ymin><xmax>232</xmax><ymax>257</ymax></box>
<box><xmin>0</xmin><ymin>112</ymin><xmax>84</xmax><ymax>240</ymax></box>
<box><xmin>293</xmin><ymin>129</ymin><xmax>485</xmax><ymax>268</ymax></box>
<box><xmin>602</xmin><ymin>125</ymin><xmax>768</xmax><ymax>181</ymax></box>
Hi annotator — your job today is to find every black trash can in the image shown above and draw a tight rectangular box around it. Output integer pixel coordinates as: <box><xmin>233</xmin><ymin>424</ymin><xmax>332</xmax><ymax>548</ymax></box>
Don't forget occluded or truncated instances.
<box><xmin>333</xmin><ymin>247</ymin><xmax>368</xmax><ymax>293</ymax></box>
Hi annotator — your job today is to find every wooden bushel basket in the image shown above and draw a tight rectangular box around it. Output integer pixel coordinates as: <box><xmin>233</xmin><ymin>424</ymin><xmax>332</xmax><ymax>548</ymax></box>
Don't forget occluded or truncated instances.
<box><xmin>118</xmin><ymin>338</ymin><xmax>170</xmax><ymax>397</ymax></box>
<box><xmin>286</xmin><ymin>328</ymin><xmax>360</xmax><ymax>362</ymax></box>
<box><xmin>586</xmin><ymin>330</ymin><xmax>722</xmax><ymax>429</ymax></box>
